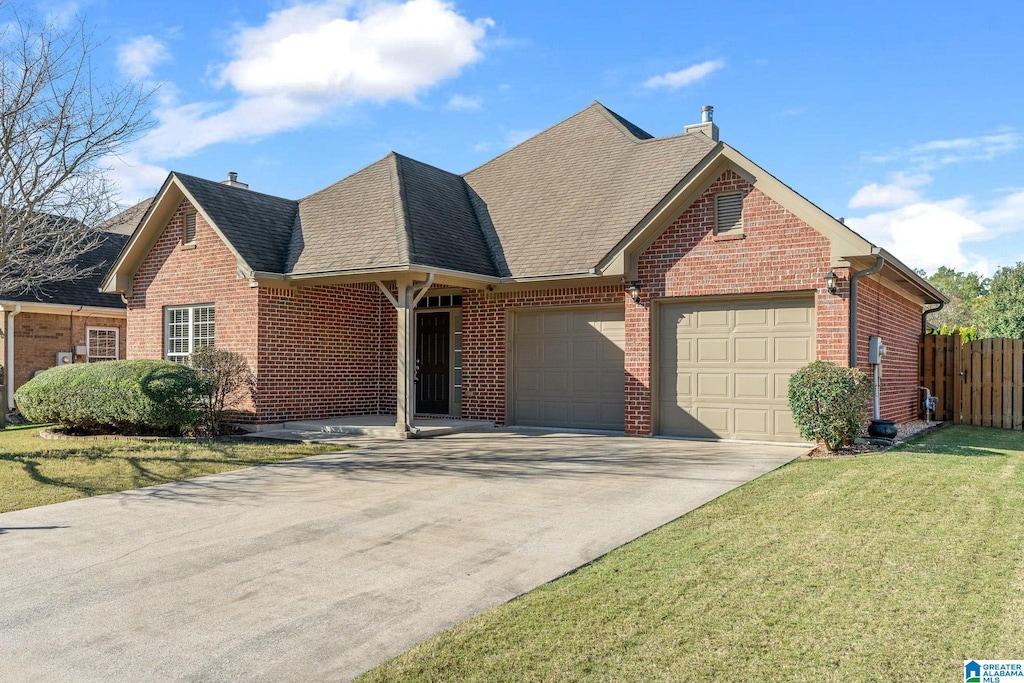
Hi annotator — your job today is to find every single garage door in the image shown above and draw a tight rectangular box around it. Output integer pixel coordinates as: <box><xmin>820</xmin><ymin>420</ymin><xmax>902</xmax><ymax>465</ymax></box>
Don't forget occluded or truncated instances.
<box><xmin>657</xmin><ymin>295</ymin><xmax>814</xmax><ymax>442</ymax></box>
<box><xmin>512</xmin><ymin>307</ymin><xmax>625</xmax><ymax>430</ymax></box>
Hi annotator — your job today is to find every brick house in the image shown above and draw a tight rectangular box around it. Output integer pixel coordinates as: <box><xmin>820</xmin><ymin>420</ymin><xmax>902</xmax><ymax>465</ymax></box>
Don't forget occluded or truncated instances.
<box><xmin>101</xmin><ymin>104</ymin><xmax>945</xmax><ymax>441</ymax></box>
<box><xmin>0</xmin><ymin>202</ymin><xmax>149</xmax><ymax>410</ymax></box>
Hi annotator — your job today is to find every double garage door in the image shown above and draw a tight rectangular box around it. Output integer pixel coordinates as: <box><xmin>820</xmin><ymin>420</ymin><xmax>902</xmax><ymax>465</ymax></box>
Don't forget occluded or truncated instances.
<box><xmin>509</xmin><ymin>296</ymin><xmax>813</xmax><ymax>442</ymax></box>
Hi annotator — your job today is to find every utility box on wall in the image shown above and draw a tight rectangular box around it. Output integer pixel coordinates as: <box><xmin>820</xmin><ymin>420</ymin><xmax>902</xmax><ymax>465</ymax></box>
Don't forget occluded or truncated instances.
<box><xmin>868</xmin><ymin>336</ymin><xmax>886</xmax><ymax>365</ymax></box>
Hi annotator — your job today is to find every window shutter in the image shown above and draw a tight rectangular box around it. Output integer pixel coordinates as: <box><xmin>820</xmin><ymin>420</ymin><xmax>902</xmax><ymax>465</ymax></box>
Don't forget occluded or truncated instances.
<box><xmin>715</xmin><ymin>193</ymin><xmax>743</xmax><ymax>234</ymax></box>
<box><xmin>184</xmin><ymin>212</ymin><xmax>197</xmax><ymax>243</ymax></box>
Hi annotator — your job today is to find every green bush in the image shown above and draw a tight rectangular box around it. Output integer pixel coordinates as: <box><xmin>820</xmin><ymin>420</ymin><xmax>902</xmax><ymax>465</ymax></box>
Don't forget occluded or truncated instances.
<box><xmin>15</xmin><ymin>360</ymin><xmax>201</xmax><ymax>434</ymax></box>
<box><xmin>788</xmin><ymin>361</ymin><xmax>873</xmax><ymax>451</ymax></box>
<box><xmin>188</xmin><ymin>346</ymin><xmax>255</xmax><ymax>435</ymax></box>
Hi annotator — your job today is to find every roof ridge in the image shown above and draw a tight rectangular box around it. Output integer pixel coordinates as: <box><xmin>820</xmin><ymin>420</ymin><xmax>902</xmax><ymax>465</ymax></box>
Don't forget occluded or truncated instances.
<box><xmin>170</xmin><ymin>171</ymin><xmax>294</xmax><ymax>203</ymax></box>
<box><xmin>592</xmin><ymin>103</ymin><xmax>655</xmax><ymax>141</ymax></box>
<box><xmin>462</xmin><ymin>101</ymin><xmax>609</xmax><ymax>178</ymax></box>
<box><xmin>389</xmin><ymin>152</ymin><xmax>413</xmax><ymax>264</ymax></box>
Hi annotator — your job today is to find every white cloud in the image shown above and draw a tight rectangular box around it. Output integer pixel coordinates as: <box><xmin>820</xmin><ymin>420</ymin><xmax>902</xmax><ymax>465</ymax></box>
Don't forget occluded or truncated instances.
<box><xmin>866</xmin><ymin>130</ymin><xmax>1021</xmax><ymax>170</ymax></box>
<box><xmin>848</xmin><ymin>172</ymin><xmax>932</xmax><ymax>209</ymax></box>
<box><xmin>848</xmin><ymin>183</ymin><xmax>921</xmax><ymax>209</ymax></box>
<box><xmin>472</xmin><ymin>141</ymin><xmax>491</xmax><ymax>152</ymax></box>
<box><xmin>643</xmin><ymin>59</ymin><xmax>724</xmax><ymax>90</ymax></box>
<box><xmin>219</xmin><ymin>0</ymin><xmax>492</xmax><ymax>102</ymax></box>
<box><xmin>445</xmin><ymin>94</ymin><xmax>482</xmax><ymax>110</ymax></box>
<box><xmin>132</xmin><ymin>0</ymin><xmax>491</xmax><ymax>161</ymax></box>
<box><xmin>846</xmin><ymin>200</ymin><xmax>992</xmax><ymax>274</ymax></box>
<box><xmin>103</xmin><ymin>152</ymin><xmax>170</xmax><ymax>205</ymax></box>
<box><xmin>117</xmin><ymin>35</ymin><xmax>170</xmax><ymax>79</ymax></box>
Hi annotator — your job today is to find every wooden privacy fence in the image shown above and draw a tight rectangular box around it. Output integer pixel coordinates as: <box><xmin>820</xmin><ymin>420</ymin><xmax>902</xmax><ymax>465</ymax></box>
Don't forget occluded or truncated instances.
<box><xmin>920</xmin><ymin>334</ymin><xmax>1024</xmax><ymax>429</ymax></box>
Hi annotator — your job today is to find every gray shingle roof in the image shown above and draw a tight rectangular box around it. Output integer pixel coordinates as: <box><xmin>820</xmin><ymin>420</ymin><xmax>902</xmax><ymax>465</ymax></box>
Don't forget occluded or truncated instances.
<box><xmin>161</xmin><ymin>102</ymin><xmax>716</xmax><ymax>280</ymax></box>
<box><xmin>100</xmin><ymin>198</ymin><xmax>153</xmax><ymax>236</ymax></box>
<box><xmin>463</xmin><ymin>102</ymin><xmax>717</xmax><ymax>277</ymax></box>
<box><xmin>4</xmin><ymin>231</ymin><xmax>128</xmax><ymax>308</ymax></box>
<box><xmin>173</xmin><ymin>173</ymin><xmax>299</xmax><ymax>274</ymax></box>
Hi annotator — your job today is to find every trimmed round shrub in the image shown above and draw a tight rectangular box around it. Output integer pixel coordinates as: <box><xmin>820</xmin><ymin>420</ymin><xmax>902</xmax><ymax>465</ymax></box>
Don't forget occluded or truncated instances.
<box><xmin>788</xmin><ymin>360</ymin><xmax>873</xmax><ymax>451</ymax></box>
<box><xmin>15</xmin><ymin>360</ymin><xmax>201</xmax><ymax>433</ymax></box>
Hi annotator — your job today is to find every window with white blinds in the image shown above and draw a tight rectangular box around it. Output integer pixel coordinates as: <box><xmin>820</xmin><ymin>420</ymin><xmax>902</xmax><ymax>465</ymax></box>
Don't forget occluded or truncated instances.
<box><xmin>715</xmin><ymin>192</ymin><xmax>744</xmax><ymax>235</ymax></box>
<box><xmin>165</xmin><ymin>305</ymin><xmax>215</xmax><ymax>363</ymax></box>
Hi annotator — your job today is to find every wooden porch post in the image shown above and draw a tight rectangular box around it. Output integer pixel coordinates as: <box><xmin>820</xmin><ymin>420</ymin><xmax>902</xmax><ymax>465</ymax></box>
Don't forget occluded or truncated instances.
<box><xmin>377</xmin><ymin>274</ymin><xmax>434</xmax><ymax>438</ymax></box>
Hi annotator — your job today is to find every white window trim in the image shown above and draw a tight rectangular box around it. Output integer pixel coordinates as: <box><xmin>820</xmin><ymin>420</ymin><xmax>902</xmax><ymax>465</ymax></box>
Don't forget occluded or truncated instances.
<box><xmin>86</xmin><ymin>326</ymin><xmax>120</xmax><ymax>362</ymax></box>
<box><xmin>165</xmin><ymin>304</ymin><xmax>215</xmax><ymax>363</ymax></box>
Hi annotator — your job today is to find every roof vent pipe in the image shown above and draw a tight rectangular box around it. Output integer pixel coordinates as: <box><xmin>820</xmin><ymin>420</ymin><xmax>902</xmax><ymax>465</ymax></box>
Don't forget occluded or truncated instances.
<box><xmin>221</xmin><ymin>171</ymin><xmax>249</xmax><ymax>190</ymax></box>
<box><xmin>849</xmin><ymin>255</ymin><xmax>885</xmax><ymax>367</ymax></box>
<box><xmin>684</xmin><ymin>105</ymin><xmax>720</xmax><ymax>142</ymax></box>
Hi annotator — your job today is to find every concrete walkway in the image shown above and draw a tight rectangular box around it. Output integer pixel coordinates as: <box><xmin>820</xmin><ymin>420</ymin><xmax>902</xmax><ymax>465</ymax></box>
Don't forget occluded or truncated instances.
<box><xmin>0</xmin><ymin>431</ymin><xmax>806</xmax><ymax>682</ymax></box>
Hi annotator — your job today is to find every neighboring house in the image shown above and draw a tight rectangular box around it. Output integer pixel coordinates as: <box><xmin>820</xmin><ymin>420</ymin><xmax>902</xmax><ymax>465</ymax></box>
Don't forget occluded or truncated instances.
<box><xmin>101</xmin><ymin>103</ymin><xmax>945</xmax><ymax>441</ymax></box>
<box><xmin>0</xmin><ymin>202</ymin><xmax>147</xmax><ymax>409</ymax></box>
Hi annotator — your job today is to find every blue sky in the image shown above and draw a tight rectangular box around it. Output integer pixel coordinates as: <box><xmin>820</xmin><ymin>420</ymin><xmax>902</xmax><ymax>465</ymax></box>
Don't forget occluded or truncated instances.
<box><xmin>41</xmin><ymin>0</ymin><xmax>1024</xmax><ymax>275</ymax></box>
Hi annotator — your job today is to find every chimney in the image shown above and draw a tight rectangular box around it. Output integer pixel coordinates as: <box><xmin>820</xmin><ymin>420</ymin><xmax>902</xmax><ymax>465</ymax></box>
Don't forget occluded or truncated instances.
<box><xmin>684</xmin><ymin>105</ymin><xmax>720</xmax><ymax>141</ymax></box>
<box><xmin>221</xmin><ymin>171</ymin><xmax>249</xmax><ymax>189</ymax></box>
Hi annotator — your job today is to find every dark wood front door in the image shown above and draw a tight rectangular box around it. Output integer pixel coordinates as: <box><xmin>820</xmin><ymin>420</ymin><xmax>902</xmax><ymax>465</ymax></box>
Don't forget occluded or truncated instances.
<box><xmin>416</xmin><ymin>311</ymin><xmax>450</xmax><ymax>414</ymax></box>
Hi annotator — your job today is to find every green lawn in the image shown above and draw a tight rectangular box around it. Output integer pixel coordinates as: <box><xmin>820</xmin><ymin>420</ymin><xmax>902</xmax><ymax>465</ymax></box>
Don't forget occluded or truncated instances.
<box><xmin>360</xmin><ymin>425</ymin><xmax>1024</xmax><ymax>682</ymax></box>
<box><xmin>0</xmin><ymin>425</ymin><xmax>339</xmax><ymax>513</ymax></box>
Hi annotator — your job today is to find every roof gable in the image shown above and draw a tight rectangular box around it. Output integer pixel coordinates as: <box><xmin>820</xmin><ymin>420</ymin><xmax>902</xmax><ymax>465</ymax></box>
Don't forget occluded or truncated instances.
<box><xmin>172</xmin><ymin>173</ymin><xmax>298</xmax><ymax>273</ymax></box>
<box><xmin>462</xmin><ymin>102</ymin><xmax>717</xmax><ymax>278</ymax></box>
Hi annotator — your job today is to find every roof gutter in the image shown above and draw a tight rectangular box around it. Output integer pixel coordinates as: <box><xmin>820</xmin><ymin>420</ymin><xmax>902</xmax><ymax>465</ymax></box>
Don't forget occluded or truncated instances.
<box><xmin>922</xmin><ymin>301</ymin><xmax>945</xmax><ymax>336</ymax></box>
<box><xmin>849</xmin><ymin>254</ymin><xmax>885</xmax><ymax>367</ymax></box>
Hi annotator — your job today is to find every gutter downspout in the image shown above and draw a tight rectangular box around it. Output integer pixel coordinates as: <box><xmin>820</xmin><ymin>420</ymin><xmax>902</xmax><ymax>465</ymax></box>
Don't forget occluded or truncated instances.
<box><xmin>69</xmin><ymin>306</ymin><xmax>84</xmax><ymax>363</ymax></box>
<box><xmin>921</xmin><ymin>301</ymin><xmax>945</xmax><ymax>337</ymax></box>
<box><xmin>5</xmin><ymin>305</ymin><xmax>21</xmax><ymax>412</ymax></box>
<box><xmin>849</xmin><ymin>255</ymin><xmax>885</xmax><ymax>367</ymax></box>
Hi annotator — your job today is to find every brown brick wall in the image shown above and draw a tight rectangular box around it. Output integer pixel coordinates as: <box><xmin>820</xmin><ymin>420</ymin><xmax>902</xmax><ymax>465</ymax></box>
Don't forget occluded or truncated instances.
<box><xmin>854</xmin><ymin>277</ymin><xmax>922</xmax><ymax>423</ymax></box>
<box><xmin>9</xmin><ymin>312</ymin><xmax>126</xmax><ymax>392</ymax></box>
<box><xmin>126</xmin><ymin>198</ymin><xmax>260</xmax><ymax>415</ymax></box>
<box><xmin>256</xmin><ymin>283</ymin><xmax>396</xmax><ymax>422</ymax></box>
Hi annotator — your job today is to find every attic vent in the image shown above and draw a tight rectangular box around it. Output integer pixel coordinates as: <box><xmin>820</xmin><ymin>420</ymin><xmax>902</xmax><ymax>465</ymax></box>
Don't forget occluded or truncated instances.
<box><xmin>715</xmin><ymin>193</ymin><xmax>743</xmax><ymax>235</ymax></box>
<box><xmin>184</xmin><ymin>212</ymin><xmax>197</xmax><ymax>244</ymax></box>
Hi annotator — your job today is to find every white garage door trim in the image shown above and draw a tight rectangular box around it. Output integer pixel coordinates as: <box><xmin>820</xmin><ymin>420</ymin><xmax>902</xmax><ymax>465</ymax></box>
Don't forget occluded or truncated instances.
<box><xmin>507</xmin><ymin>305</ymin><xmax>626</xmax><ymax>431</ymax></box>
<box><xmin>653</xmin><ymin>292</ymin><xmax>816</xmax><ymax>442</ymax></box>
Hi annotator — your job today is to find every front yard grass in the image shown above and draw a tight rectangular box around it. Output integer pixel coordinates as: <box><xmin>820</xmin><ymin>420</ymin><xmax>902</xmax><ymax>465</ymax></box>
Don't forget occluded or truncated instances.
<box><xmin>360</xmin><ymin>425</ymin><xmax>1024</xmax><ymax>682</ymax></box>
<box><xmin>0</xmin><ymin>424</ymin><xmax>339</xmax><ymax>513</ymax></box>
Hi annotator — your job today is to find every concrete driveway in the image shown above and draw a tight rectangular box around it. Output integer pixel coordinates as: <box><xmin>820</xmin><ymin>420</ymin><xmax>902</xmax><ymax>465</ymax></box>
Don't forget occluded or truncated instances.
<box><xmin>0</xmin><ymin>431</ymin><xmax>805</xmax><ymax>682</ymax></box>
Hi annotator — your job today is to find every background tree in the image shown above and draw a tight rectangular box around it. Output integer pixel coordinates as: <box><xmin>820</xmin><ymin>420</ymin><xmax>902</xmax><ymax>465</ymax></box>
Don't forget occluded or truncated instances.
<box><xmin>917</xmin><ymin>266</ymin><xmax>989</xmax><ymax>333</ymax></box>
<box><xmin>0</xmin><ymin>2</ymin><xmax>151</xmax><ymax>296</ymax></box>
<box><xmin>979</xmin><ymin>262</ymin><xmax>1024</xmax><ymax>339</ymax></box>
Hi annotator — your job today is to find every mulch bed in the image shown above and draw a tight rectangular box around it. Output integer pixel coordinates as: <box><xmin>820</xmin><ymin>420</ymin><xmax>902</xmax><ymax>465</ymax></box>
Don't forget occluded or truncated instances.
<box><xmin>804</xmin><ymin>420</ymin><xmax>949</xmax><ymax>459</ymax></box>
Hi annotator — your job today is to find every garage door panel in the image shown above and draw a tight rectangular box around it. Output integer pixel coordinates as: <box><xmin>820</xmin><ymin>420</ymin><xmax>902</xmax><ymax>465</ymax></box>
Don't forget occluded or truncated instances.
<box><xmin>513</xmin><ymin>307</ymin><xmax>625</xmax><ymax>430</ymax></box>
<box><xmin>776</xmin><ymin>304</ymin><xmax>812</xmax><ymax>326</ymax></box>
<box><xmin>659</xmin><ymin>296</ymin><xmax>814</xmax><ymax>442</ymax></box>
<box><xmin>697</xmin><ymin>373</ymin><xmax>730</xmax><ymax>398</ymax></box>
<box><xmin>735</xmin><ymin>373</ymin><xmax>769</xmax><ymax>399</ymax></box>
<box><xmin>775</xmin><ymin>337</ymin><xmax>811</xmax><ymax>363</ymax></box>
<box><xmin>774</xmin><ymin>409</ymin><xmax>799</xmax><ymax>439</ymax></box>
<box><xmin>697</xmin><ymin>338</ymin><xmax>730</xmax><ymax>362</ymax></box>
<box><xmin>735</xmin><ymin>409</ymin><xmax>769</xmax><ymax>436</ymax></box>
<box><xmin>735</xmin><ymin>307</ymin><xmax>769</xmax><ymax>327</ymax></box>
<box><xmin>698</xmin><ymin>309</ymin><xmax>730</xmax><ymax>328</ymax></box>
<box><xmin>735</xmin><ymin>337</ymin><xmax>769</xmax><ymax>363</ymax></box>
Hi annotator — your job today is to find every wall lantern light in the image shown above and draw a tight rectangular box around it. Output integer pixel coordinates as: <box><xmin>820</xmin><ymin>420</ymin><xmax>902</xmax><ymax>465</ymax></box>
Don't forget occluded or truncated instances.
<box><xmin>825</xmin><ymin>270</ymin><xmax>838</xmax><ymax>295</ymax></box>
<box><xmin>626</xmin><ymin>281</ymin><xmax>642</xmax><ymax>304</ymax></box>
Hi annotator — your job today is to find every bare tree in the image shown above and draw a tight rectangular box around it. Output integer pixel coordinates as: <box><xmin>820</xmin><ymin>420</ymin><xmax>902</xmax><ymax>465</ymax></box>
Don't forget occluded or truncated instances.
<box><xmin>0</xmin><ymin>2</ymin><xmax>152</xmax><ymax>296</ymax></box>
